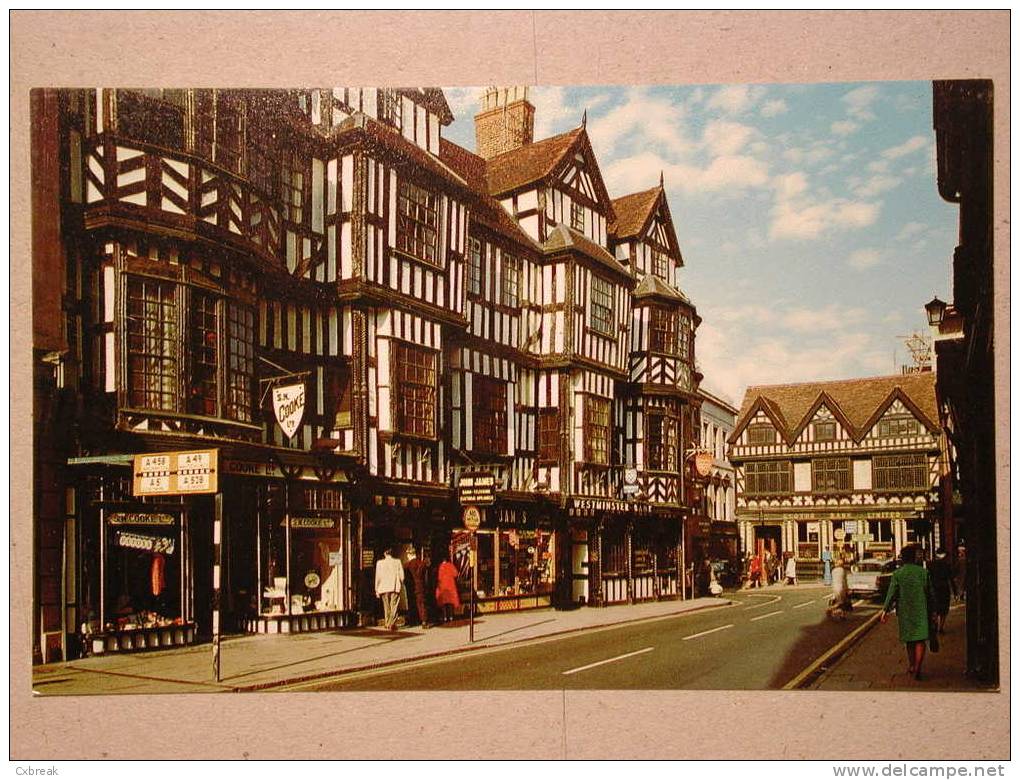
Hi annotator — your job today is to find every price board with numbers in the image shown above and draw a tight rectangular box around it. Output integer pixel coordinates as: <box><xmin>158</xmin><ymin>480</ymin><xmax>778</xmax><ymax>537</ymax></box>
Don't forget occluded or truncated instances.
<box><xmin>133</xmin><ymin>449</ymin><xmax>219</xmax><ymax>496</ymax></box>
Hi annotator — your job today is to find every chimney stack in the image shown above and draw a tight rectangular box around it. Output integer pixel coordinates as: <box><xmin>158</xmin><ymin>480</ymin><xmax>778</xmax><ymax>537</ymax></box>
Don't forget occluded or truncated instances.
<box><xmin>474</xmin><ymin>86</ymin><xmax>535</xmax><ymax>160</ymax></box>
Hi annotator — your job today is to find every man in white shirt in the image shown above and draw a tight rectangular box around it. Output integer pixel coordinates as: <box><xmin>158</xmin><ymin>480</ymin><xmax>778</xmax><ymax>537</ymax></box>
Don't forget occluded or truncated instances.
<box><xmin>374</xmin><ymin>547</ymin><xmax>405</xmax><ymax>631</ymax></box>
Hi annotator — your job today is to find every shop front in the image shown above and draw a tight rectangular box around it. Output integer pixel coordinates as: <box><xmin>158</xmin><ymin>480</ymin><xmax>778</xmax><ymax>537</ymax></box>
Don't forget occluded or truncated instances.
<box><xmin>73</xmin><ymin>471</ymin><xmax>197</xmax><ymax>655</ymax></box>
<box><xmin>469</xmin><ymin>506</ymin><xmax>557</xmax><ymax>613</ymax></box>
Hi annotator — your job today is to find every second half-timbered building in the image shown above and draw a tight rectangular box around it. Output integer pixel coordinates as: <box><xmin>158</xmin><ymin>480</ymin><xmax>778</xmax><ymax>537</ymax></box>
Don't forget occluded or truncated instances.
<box><xmin>728</xmin><ymin>373</ymin><xmax>947</xmax><ymax>574</ymax></box>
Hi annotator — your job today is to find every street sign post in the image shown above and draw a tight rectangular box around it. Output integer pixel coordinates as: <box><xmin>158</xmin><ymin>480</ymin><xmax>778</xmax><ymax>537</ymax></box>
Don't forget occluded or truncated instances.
<box><xmin>132</xmin><ymin>449</ymin><xmax>219</xmax><ymax>496</ymax></box>
<box><xmin>461</xmin><ymin>505</ymin><xmax>483</xmax><ymax>642</ymax></box>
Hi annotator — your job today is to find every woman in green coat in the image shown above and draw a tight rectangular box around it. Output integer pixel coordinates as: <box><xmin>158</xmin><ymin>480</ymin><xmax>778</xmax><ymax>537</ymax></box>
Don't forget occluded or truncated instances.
<box><xmin>881</xmin><ymin>544</ymin><xmax>934</xmax><ymax>680</ymax></box>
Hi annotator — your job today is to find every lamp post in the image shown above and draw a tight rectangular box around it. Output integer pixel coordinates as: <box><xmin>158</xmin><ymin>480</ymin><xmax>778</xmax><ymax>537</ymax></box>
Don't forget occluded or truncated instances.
<box><xmin>925</xmin><ymin>295</ymin><xmax>948</xmax><ymax>327</ymax></box>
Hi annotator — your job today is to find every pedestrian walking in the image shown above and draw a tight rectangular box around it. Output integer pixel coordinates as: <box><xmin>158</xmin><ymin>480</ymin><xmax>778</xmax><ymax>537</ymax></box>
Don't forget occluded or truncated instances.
<box><xmin>434</xmin><ymin>554</ymin><xmax>461</xmax><ymax>624</ymax></box>
<box><xmin>821</xmin><ymin>546</ymin><xmax>833</xmax><ymax>586</ymax></box>
<box><xmin>785</xmin><ymin>554</ymin><xmax>797</xmax><ymax>585</ymax></box>
<box><xmin>749</xmin><ymin>553</ymin><xmax>763</xmax><ymax>589</ymax></box>
<box><xmin>928</xmin><ymin>547</ymin><xmax>955</xmax><ymax>634</ymax></box>
<box><xmin>374</xmin><ymin>547</ymin><xmax>405</xmax><ymax>631</ymax></box>
<box><xmin>881</xmin><ymin>544</ymin><xmax>934</xmax><ymax>680</ymax></box>
<box><xmin>830</xmin><ymin>550</ymin><xmax>851</xmax><ymax>613</ymax></box>
<box><xmin>696</xmin><ymin>559</ymin><xmax>712</xmax><ymax>597</ymax></box>
<box><xmin>404</xmin><ymin>548</ymin><xmax>429</xmax><ymax>628</ymax></box>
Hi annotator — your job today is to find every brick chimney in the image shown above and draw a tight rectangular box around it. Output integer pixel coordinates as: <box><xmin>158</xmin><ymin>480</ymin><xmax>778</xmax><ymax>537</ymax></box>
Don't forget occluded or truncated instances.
<box><xmin>474</xmin><ymin>86</ymin><xmax>535</xmax><ymax>160</ymax></box>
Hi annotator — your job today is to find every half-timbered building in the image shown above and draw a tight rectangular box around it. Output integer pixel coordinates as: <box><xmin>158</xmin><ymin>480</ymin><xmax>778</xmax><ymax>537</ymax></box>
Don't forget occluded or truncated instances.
<box><xmin>728</xmin><ymin>373</ymin><xmax>947</xmax><ymax>575</ymax></box>
<box><xmin>32</xmin><ymin>85</ymin><xmax>706</xmax><ymax>661</ymax></box>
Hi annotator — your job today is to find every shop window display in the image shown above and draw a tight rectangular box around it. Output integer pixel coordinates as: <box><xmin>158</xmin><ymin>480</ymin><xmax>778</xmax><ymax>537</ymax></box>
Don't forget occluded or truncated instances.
<box><xmin>455</xmin><ymin>528</ymin><xmax>555</xmax><ymax>608</ymax></box>
<box><xmin>104</xmin><ymin>513</ymin><xmax>183</xmax><ymax>632</ymax></box>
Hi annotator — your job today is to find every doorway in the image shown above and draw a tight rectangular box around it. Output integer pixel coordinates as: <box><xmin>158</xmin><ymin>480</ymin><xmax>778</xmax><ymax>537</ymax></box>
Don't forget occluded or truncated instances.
<box><xmin>754</xmin><ymin>525</ymin><xmax>782</xmax><ymax>558</ymax></box>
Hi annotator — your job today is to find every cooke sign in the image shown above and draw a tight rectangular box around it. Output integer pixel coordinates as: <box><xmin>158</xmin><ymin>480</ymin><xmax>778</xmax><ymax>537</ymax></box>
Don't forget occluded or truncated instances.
<box><xmin>693</xmin><ymin>450</ymin><xmax>714</xmax><ymax>478</ymax></box>
<box><xmin>273</xmin><ymin>383</ymin><xmax>306</xmax><ymax>439</ymax></box>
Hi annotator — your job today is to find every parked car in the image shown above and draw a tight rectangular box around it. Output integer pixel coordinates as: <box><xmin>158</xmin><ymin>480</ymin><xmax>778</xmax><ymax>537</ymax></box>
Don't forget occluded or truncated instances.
<box><xmin>710</xmin><ymin>559</ymin><xmax>739</xmax><ymax>589</ymax></box>
<box><xmin>847</xmin><ymin>557</ymin><xmax>899</xmax><ymax>599</ymax></box>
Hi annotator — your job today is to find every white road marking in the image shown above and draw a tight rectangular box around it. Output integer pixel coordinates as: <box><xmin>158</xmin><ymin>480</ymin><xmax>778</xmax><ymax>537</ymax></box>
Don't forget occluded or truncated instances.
<box><xmin>750</xmin><ymin>610</ymin><xmax>784</xmax><ymax>622</ymax></box>
<box><xmin>682</xmin><ymin>624</ymin><xmax>735</xmax><ymax>641</ymax></box>
<box><xmin>561</xmin><ymin>646</ymin><xmax>654</xmax><ymax>676</ymax></box>
<box><xmin>793</xmin><ymin>599</ymin><xmax>817</xmax><ymax>609</ymax></box>
<box><xmin>742</xmin><ymin>594</ymin><xmax>782</xmax><ymax>610</ymax></box>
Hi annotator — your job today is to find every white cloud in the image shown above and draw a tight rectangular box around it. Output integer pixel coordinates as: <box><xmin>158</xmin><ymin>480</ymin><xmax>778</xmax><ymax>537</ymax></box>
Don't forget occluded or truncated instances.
<box><xmin>586</xmin><ymin>87</ymin><xmax>693</xmax><ymax>160</ymax></box>
<box><xmin>703</xmin><ymin>120</ymin><xmax>756</xmax><ymax>156</ymax></box>
<box><xmin>853</xmin><ymin>174</ymin><xmax>903</xmax><ymax>198</ymax></box>
<box><xmin>882</xmin><ymin>135</ymin><xmax>929</xmax><ymax>160</ymax></box>
<box><xmin>782</xmin><ymin>142</ymin><xmax>835</xmax><ymax>167</ymax></box>
<box><xmin>698</xmin><ymin>155</ymin><xmax>770</xmax><ymax>191</ymax></box>
<box><xmin>706</xmin><ymin>85</ymin><xmax>762</xmax><ymax>115</ymax></box>
<box><xmin>770</xmin><ymin>197</ymin><xmax>880</xmax><ymax>241</ymax></box>
<box><xmin>530</xmin><ymin>86</ymin><xmax>577</xmax><ymax>140</ymax></box>
<box><xmin>760</xmin><ymin>99</ymin><xmax>788</xmax><ymax>118</ymax></box>
<box><xmin>868</xmin><ymin>160</ymin><xmax>890</xmax><ymax>173</ymax></box>
<box><xmin>443</xmin><ymin>86</ymin><xmax>482</xmax><ymax>123</ymax></box>
<box><xmin>841</xmin><ymin>85</ymin><xmax>880</xmax><ymax>120</ymax></box>
<box><xmin>603</xmin><ymin>150</ymin><xmax>769</xmax><ymax>197</ymax></box>
<box><xmin>782</xmin><ymin>305</ymin><xmax>868</xmax><ymax>332</ymax></box>
<box><xmin>775</xmin><ymin>172</ymin><xmax>808</xmax><ymax>199</ymax></box>
<box><xmin>848</xmin><ymin>248</ymin><xmax>883</xmax><ymax>270</ymax></box>
<box><xmin>897</xmin><ymin>221</ymin><xmax>926</xmax><ymax>241</ymax></box>
<box><xmin>831</xmin><ymin>120</ymin><xmax>858</xmax><ymax>136</ymax></box>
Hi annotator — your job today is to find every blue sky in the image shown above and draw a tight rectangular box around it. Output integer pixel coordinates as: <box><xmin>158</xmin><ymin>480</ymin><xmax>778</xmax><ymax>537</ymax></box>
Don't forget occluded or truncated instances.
<box><xmin>441</xmin><ymin>83</ymin><xmax>958</xmax><ymax>406</ymax></box>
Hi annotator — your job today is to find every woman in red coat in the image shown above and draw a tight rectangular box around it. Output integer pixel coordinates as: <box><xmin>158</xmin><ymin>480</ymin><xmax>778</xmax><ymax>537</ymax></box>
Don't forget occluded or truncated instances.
<box><xmin>434</xmin><ymin>555</ymin><xmax>461</xmax><ymax>624</ymax></box>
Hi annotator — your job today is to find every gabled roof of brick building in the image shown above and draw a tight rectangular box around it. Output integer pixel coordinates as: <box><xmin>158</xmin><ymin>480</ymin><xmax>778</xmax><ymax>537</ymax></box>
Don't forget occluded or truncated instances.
<box><xmin>731</xmin><ymin>372</ymin><xmax>939</xmax><ymax>445</ymax></box>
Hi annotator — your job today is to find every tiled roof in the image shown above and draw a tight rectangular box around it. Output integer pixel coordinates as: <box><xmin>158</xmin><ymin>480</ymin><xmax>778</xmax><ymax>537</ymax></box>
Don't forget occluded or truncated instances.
<box><xmin>609</xmin><ymin>186</ymin><xmax>661</xmax><ymax>239</ymax></box>
<box><xmin>733</xmin><ymin>372</ymin><xmax>939</xmax><ymax>443</ymax></box>
<box><xmin>486</xmin><ymin>127</ymin><xmax>584</xmax><ymax>196</ymax></box>
<box><xmin>543</xmin><ymin>224</ymin><xmax>631</xmax><ymax>278</ymax></box>
<box><xmin>439</xmin><ymin>138</ymin><xmax>543</xmax><ymax>253</ymax></box>
<box><xmin>633</xmin><ymin>272</ymin><xmax>689</xmax><ymax>303</ymax></box>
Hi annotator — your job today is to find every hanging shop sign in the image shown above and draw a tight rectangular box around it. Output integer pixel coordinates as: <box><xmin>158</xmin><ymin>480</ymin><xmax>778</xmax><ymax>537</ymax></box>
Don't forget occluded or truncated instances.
<box><xmin>133</xmin><ymin>449</ymin><xmax>218</xmax><ymax>497</ymax></box>
<box><xmin>288</xmin><ymin>517</ymin><xmax>336</xmax><ymax>529</ymax></box>
<box><xmin>107</xmin><ymin>512</ymin><xmax>175</xmax><ymax>526</ymax></box>
<box><xmin>114</xmin><ymin>531</ymin><xmax>175</xmax><ymax>554</ymax></box>
<box><xmin>463</xmin><ymin>505</ymin><xmax>482</xmax><ymax>532</ymax></box>
<box><xmin>693</xmin><ymin>450</ymin><xmax>714</xmax><ymax>478</ymax></box>
<box><xmin>272</xmin><ymin>383</ymin><xmax>306</xmax><ymax>439</ymax></box>
<box><xmin>304</xmin><ymin>572</ymin><xmax>321</xmax><ymax>589</ymax></box>
<box><xmin>459</xmin><ymin>470</ymin><xmax>496</xmax><ymax>506</ymax></box>
<box><xmin>843</xmin><ymin>520</ymin><xmax>858</xmax><ymax>534</ymax></box>
<box><xmin>623</xmin><ymin>467</ymin><xmax>639</xmax><ymax>496</ymax></box>
<box><xmin>834</xmin><ymin>529</ymin><xmax>846</xmax><ymax>540</ymax></box>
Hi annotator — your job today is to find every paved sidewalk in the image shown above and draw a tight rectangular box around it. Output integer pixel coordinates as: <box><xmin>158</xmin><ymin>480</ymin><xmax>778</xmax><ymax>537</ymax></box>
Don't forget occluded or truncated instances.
<box><xmin>812</xmin><ymin>602</ymin><xmax>993</xmax><ymax>691</ymax></box>
<box><xmin>32</xmin><ymin>596</ymin><xmax>731</xmax><ymax>695</ymax></box>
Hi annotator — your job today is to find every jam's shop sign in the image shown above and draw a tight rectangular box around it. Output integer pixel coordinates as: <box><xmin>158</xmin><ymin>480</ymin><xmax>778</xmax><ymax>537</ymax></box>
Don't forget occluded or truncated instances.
<box><xmin>273</xmin><ymin>383</ymin><xmax>306</xmax><ymax>439</ymax></box>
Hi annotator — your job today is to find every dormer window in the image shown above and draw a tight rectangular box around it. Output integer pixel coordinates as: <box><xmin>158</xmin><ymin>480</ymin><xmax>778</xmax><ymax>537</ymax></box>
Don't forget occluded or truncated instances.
<box><xmin>748</xmin><ymin>424</ymin><xmax>777</xmax><ymax>445</ymax></box>
<box><xmin>877</xmin><ymin>416</ymin><xmax>920</xmax><ymax>437</ymax></box>
<box><xmin>813</xmin><ymin>421</ymin><xmax>836</xmax><ymax>441</ymax></box>
<box><xmin>651</xmin><ymin>250</ymin><xmax>669</xmax><ymax>281</ymax></box>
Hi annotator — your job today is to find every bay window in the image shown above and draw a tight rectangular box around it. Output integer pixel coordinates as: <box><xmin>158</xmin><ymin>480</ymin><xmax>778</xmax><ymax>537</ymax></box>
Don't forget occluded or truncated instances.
<box><xmin>646</xmin><ymin>413</ymin><xmax>679</xmax><ymax>472</ymax></box>
<box><xmin>584</xmin><ymin>396</ymin><xmax>611</xmax><ymax>465</ymax></box>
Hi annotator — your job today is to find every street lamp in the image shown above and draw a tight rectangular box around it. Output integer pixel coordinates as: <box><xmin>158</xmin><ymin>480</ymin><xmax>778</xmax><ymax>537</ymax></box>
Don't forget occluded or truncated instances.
<box><xmin>925</xmin><ymin>295</ymin><xmax>948</xmax><ymax>327</ymax></box>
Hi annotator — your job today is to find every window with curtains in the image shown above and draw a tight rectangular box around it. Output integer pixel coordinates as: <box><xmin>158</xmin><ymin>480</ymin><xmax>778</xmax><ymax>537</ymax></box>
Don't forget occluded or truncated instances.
<box><xmin>467</xmin><ymin>238</ymin><xmax>483</xmax><ymax>296</ymax></box>
<box><xmin>397</xmin><ymin>180</ymin><xmax>438</xmax><ymax>265</ymax></box>
<box><xmin>646</xmin><ymin>413</ymin><xmax>679</xmax><ymax>472</ymax></box>
<box><xmin>225</xmin><ymin>302</ymin><xmax>254</xmax><ymax>422</ymax></box>
<box><xmin>472</xmin><ymin>375</ymin><xmax>508</xmax><ymax>455</ymax></box>
<box><xmin>744</xmin><ymin>460</ymin><xmax>792</xmax><ymax>495</ymax></box>
<box><xmin>125</xmin><ymin>277</ymin><xmax>179</xmax><ymax>411</ymax></box>
<box><xmin>392</xmin><ymin>341</ymin><xmax>437</xmax><ymax>439</ymax></box>
<box><xmin>583</xmin><ymin>396</ymin><xmax>611</xmax><ymax>465</ymax></box>
<box><xmin>648</xmin><ymin>305</ymin><xmax>678</xmax><ymax>354</ymax></box>
<box><xmin>538</xmin><ymin>408</ymin><xmax>560</xmax><ymax>462</ymax></box>
<box><xmin>189</xmin><ymin>289</ymin><xmax>219</xmax><ymax>416</ymax></box>
<box><xmin>873</xmin><ymin>454</ymin><xmax>928</xmax><ymax>491</ymax></box>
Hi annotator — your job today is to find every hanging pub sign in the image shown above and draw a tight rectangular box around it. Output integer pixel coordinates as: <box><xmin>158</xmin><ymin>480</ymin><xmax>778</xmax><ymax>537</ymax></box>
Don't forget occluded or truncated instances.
<box><xmin>693</xmin><ymin>450</ymin><xmax>714</xmax><ymax>478</ymax></box>
<box><xmin>272</xmin><ymin>383</ymin><xmax>306</xmax><ymax>439</ymax></box>
<box><xmin>114</xmin><ymin>530</ymin><xmax>175</xmax><ymax>554</ymax></box>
